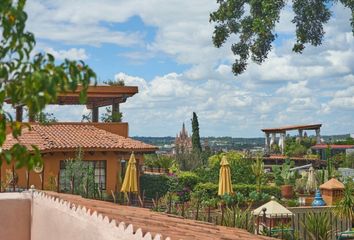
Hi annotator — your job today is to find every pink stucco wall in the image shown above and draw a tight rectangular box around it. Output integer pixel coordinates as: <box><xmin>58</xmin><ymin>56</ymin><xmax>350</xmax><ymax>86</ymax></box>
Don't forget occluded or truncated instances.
<box><xmin>0</xmin><ymin>192</ymin><xmax>162</xmax><ymax>240</ymax></box>
<box><xmin>0</xmin><ymin>193</ymin><xmax>31</xmax><ymax>240</ymax></box>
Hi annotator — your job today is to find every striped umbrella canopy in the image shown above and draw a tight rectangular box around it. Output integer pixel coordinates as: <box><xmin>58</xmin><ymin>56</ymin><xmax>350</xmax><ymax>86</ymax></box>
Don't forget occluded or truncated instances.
<box><xmin>121</xmin><ymin>152</ymin><xmax>138</xmax><ymax>193</ymax></box>
<box><xmin>218</xmin><ymin>156</ymin><xmax>233</xmax><ymax>196</ymax></box>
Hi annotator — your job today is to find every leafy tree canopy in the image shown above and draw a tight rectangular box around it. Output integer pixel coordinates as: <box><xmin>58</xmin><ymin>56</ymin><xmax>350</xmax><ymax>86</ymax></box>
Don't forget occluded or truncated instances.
<box><xmin>210</xmin><ymin>0</ymin><xmax>354</xmax><ymax>75</ymax></box>
<box><xmin>0</xmin><ymin>0</ymin><xmax>96</xmax><ymax>170</ymax></box>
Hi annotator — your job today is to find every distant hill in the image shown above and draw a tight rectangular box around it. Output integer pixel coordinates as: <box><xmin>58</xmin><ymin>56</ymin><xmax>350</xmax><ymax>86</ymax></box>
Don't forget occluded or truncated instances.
<box><xmin>132</xmin><ymin>134</ymin><xmax>351</xmax><ymax>151</ymax></box>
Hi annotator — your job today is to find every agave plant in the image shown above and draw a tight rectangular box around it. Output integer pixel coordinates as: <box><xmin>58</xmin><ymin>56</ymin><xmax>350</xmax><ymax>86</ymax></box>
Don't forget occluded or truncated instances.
<box><xmin>222</xmin><ymin>206</ymin><xmax>255</xmax><ymax>233</ymax></box>
<box><xmin>301</xmin><ymin>212</ymin><xmax>332</xmax><ymax>240</ymax></box>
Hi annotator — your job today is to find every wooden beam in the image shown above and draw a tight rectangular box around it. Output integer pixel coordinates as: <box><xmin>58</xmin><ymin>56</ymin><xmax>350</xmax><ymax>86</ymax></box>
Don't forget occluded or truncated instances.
<box><xmin>15</xmin><ymin>106</ymin><xmax>23</xmax><ymax>122</ymax></box>
<box><xmin>92</xmin><ymin>107</ymin><xmax>99</xmax><ymax>122</ymax></box>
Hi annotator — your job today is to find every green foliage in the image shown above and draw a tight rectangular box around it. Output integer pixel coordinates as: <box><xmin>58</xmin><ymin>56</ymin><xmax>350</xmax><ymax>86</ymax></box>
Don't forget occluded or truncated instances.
<box><xmin>285</xmin><ymin>137</ymin><xmax>309</xmax><ymax>157</ymax></box>
<box><xmin>191</xmin><ymin>112</ymin><xmax>202</xmax><ymax>153</ymax></box>
<box><xmin>197</xmin><ymin>151</ymin><xmax>255</xmax><ymax>184</ymax></box>
<box><xmin>177</xmin><ymin>171</ymin><xmax>200</xmax><ymax>189</ymax></box>
<box><xmin>140</xmin><ymin>174</ymin><xmax>170</xmax><ymax>200</ymax></box>
<box><xmin>335</xmin><ymin>137</ymin><xmax>354</xmax><ymax>145</ymax></box>
<box><xmin>248</xmin><ymin>191</ymin><xmax>271</xmax><ymax>203</ymax></box>
<box><xmin>175</xmin><ymin>151</ymin><xmax>202</xmax><ymax>171</ymax></box>
<box><xmin>222</xmin><ymin>206</ymin><xmax>255</xmax><ymax>233</ymax></box>
<box><xmin>193</xmin><ymin>182</ymin><xmax>281</xmax><ymax>200</ymax></box>
<box><xmin>194</xmin><ymin>182</ymin><xmax>219</xmax><ymax>199</ymax></box>
<box><xmin>62</xmin><ymin>149</ymin><xmax>96</xmax><ymax>198</ymax></box>
<box><xmin>341</xmin><ymin>152</ymin><xmax>354</xmax><ymax>168</ymax></box>
<box><xmin>251</xmin><ymin>155</ymin><xmax>264</xmax><ymax>193</ymax></box>
<box><xmin>334</xmin><ymin>180</ymin><xmax>354</xmax><ymax>224</ymax></box>
<box><xmin>272</xmin><ymin>159</ymin><xmax>295</xmax><ymax>185</ymax></box>
<box><xmin>233</xmin><ymin>184</ymin><xmax>281</xmax><ymax>199</ymax></box>
<box><xmin>143</xmin><ymin>154</ymin><xmax>174</xmax><ymax>169</ymax></box>
<box><xmin>284</xmin><ymin>198</ymin><xmax>299</xmax><ymax>207</ymax></box>
<box><xmin>301</xmin><ymin>212</ymin><xmax>332</xmax><ymax>240</ymax></box>
<box><xmin>210</xmin><ymin>0</ymin><xmax>354</xmax><ymax>76</ymax></box>
<box><xmin>34</xmin><ymin>112</ymin><xmax>57</xmax><ymax>124</ymax></box>
<box><xmin>103</xmin><ymin>79</ymin><xmax>125</xmax><ymax>86</ymax></box>
<box><xmin>0</xmin><ymin>0</ymin><xmax>96</xmax><ymax>170</ymax></box>
<box><xmin>315</xmin><ymin>169</ymin><xmax>328</xmax><ymax>185</ymax></box>
<box><xmin>100</xmin><ymin>106</ymin><xmax>122</xmax><ymax>122</ymax></box>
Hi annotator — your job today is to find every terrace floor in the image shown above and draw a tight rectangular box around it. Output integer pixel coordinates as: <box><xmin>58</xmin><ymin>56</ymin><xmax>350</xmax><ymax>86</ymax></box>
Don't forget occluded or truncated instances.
<box><xmin>45</xmin><ymin>191</ymin><xmax>273</xmax><ymax>240</ymax></box>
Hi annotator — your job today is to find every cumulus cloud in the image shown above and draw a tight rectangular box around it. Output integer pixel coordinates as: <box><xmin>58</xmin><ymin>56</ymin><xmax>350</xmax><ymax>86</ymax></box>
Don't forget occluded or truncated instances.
<box><xmin>24</xmin><ymin>0</ymin><xmax>354</xmax><ymax>136</ymax></box>
<box><xmin>42</xmin><ymin>47</ymin><xmax>89</xmax><ymax>61</ymax></box>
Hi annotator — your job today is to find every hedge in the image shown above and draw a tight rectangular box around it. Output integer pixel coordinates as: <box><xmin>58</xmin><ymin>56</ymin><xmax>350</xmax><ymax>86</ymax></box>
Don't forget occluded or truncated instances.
<box><xmin>140</xmin><ymin>174</ymin><xmax>170</xmax><ymax>199</ymax></box>
<box><xmin>177</xmin><ymin>171</ymin><xmax>200</xmax><ymax>190</ymax></box>
<box><xmin>193</xmin><ymin>182</ymin><xmax>281</xmax><ymax>199</ymax></box>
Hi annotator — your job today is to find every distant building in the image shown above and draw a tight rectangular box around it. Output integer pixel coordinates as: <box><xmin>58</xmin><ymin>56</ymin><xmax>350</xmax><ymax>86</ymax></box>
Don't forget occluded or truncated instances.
<box><xmin>311</xmin><ymin>144</ymin><xmax>354</xmax><ymax>160</ymax></box>
<box><xmin>174</xmin><ymin>123</ymin><xmax>192</xmax><ymax>154</ymax></box>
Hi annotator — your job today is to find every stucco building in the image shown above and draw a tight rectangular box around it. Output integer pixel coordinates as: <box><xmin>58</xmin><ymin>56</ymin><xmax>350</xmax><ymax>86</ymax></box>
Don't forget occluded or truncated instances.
<box><xmin>1</xmin><ymin>86</ymin><xmax>157</xmax><ymax>194</ymax></box>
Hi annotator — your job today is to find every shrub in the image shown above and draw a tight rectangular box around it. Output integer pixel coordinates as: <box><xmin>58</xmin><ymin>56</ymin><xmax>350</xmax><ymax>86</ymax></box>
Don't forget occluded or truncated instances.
<box><xmin>140</xmin><ymin>174</ymin><xmax>170</xmax><ymax>200</ymax></box>
<box><xmin>194</xmin><ymin>182</ymin><xmax>218</xmax><ymax>199</ymax></box>
<box><xmin>233</xmin><ymin>184</ymin><xmax>281</xmax><ymax>199</ymax></box>
<box><xmin>195</xmin><ymin>151</ymin><xmax>255</xmax><ymax>184</ymax></box>
<box><xmin>193</xmin><ymin>182</ymin><xmax>281</xmax><ymax>199</ymax></box>
<box><xmin>177</xmin><ymin>171</ymin><xmax>200</xmax><ymax>190</ymax></box>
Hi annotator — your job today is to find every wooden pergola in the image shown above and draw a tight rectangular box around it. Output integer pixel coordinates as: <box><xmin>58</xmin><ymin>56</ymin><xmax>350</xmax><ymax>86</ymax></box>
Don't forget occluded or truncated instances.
<box><xmin>7</xmin><ymin>86</ymin><xmax>138</xmax><ymax>122</ymax></box>
<box><xmin>261</xmin><ymin>124</ymin><xmax>322</xmax><ymax>155</ymax></box>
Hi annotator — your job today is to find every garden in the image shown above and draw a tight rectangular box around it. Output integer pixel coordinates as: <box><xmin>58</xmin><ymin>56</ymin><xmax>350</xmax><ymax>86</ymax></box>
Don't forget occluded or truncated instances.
<box><xmin>139</xmin><ymin>149</ymin><xmax>354</xmax><ymax>240</ymax></box>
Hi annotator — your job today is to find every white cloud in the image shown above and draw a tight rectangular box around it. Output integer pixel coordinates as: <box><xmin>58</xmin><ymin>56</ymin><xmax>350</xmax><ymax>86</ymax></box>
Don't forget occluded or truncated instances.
<box><xmin>24</xmin><ymin>1</ymin><xmax>354</xmax><ymax>136</ymax></box>
<box><xmin>43</xmin><ymin>47</ymin><xmax>88</xmax><ymax>61</ymax></box>
<box><xmin>276</xmin><ymin>81</ymin><xmax>311</xmax><ymax>98</ymax></box>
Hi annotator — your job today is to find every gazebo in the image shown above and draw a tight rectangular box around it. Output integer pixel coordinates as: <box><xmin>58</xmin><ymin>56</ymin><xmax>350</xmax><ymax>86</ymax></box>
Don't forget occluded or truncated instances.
<box><xmin>253</xmin><ymin>199</ymin><xmax>293</xmax><ymax>229</ymax></box>
<box><xmin>320</xmin><ymin>178</ymin><xmax>345</xmax><ymax>205</ymax></box>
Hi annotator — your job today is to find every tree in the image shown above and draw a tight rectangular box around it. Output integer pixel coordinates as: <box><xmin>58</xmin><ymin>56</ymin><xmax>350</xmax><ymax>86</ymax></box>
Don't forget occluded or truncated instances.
<box><xmin>100</xmin><ymin>106</ymin><xmax>122</xmax><ymax>122</ymax></box>
<box><xmin>210</xmin><ymin>0</ymin><xmax>354</xmax><ymax>76</ymax></box>
<box><xmin>62</xmin><ymin>149</ymin><xmax>96</xmax><ymax>198</ymax></box>
<box><xmin>191</xmin><ymin>112</ymin><xmax>202</xmax><ymax>153</ymax></box>
<box><xmin>33</xmin><ymin>112</ymin><xmax>58</xmax><ymax>124</ymax></box>
<box><xmin>0</xmin><ymin>0</ymin><xmax>96</xmax><ymax>170</ymax></box>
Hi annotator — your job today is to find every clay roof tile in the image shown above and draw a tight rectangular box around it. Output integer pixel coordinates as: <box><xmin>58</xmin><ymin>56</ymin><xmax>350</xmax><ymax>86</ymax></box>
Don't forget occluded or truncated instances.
<box><xmin>4</xmin><ymin>124</ymin><xmax>157</xmax><ymax>152</ymax></box>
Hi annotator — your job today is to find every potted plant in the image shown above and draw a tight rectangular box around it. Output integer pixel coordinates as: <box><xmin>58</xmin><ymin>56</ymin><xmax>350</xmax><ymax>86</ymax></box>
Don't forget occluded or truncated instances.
<box><xmin>280</xmin><ymin>161</ymin><xmax>294</xmax><ymax>199</ymax></box>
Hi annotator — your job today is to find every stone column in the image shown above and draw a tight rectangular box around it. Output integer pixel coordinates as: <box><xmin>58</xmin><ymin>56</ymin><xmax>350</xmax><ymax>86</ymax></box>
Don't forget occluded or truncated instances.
<box><xmin>298</xmin><ymin>129</ymin><xmax>303</xmax><ymax>142</ymax></box>
<box><xmin>270</xmin><ymin>133</ymin><xmax>276</xmax><ymax>146</ymax></box>
<box><xmin>316</xmin><ymin>128</ymin><xmax>321</xmax><ymax>144</ymax></box>
<box><xmin>265</xmin><ymin>133</ymin><xmax>270</xmax><ymax>154</ymax></box>
<box><xmin>279</xmin><ymin>133</ymin><xmax>286</xmax><ymax>155</ymax></box>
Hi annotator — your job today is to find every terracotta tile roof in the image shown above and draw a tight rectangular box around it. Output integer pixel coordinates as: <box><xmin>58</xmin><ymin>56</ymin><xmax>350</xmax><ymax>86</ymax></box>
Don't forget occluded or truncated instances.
<box><xmin>45</xmin><ymin>191</ymin><xmax>274</xmax><ymax>240</ymax></box>
<box><xmin>311</xmin><ymin>144</ymin><xmax>354</xmax><ymax>150</ymax></box>
<box><xmin>320</xmin><ymin>178</ymin><xmax>345</xmax><ymax>190</ymax></box>
<box><xmin>264</xmin><ymin>155</ymin><xmax>319</xmax><ymax>161</ymax></box>
<box><xmin>4</xmin><ymin>124</ymin><xmax>157</xmax><ymax>152</ymax></box>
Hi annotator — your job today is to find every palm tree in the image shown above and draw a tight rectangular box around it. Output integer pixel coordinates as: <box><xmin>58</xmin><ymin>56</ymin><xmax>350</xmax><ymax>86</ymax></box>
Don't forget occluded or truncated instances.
<box><xmin>334</xmin><ymin>180</ymin><xmax>354</xmax><ymax>229</ymax></box>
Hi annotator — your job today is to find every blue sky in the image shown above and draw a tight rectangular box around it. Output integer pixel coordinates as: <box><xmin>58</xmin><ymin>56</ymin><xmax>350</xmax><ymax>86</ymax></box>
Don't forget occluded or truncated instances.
<box><xmin>23</xmin><ymin>0</ymin><xmax>354</xmax><ymax>137</ymax></box>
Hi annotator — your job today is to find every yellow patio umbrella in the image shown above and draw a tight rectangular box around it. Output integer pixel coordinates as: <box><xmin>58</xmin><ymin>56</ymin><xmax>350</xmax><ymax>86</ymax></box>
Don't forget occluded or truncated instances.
<box><xmin>218</xmin><ymin>156</ymin><xmax>233</xmax><ymax>196</ymax></box>
<box><xmin>121</xmin><ymin>152</ymin><xmax>138</xmax><ymax>193</ymax></box>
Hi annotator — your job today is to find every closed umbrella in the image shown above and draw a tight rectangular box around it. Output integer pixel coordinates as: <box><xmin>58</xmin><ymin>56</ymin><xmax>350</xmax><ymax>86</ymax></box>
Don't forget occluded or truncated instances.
<box><xmin>121</xmin><ymin>152</ymin><xmax>138</xmax><ymax>193</ymax></box>
<box><xmin>218</xmin><ymin>156</ymin><xmax>233</xmax><ymax>196</ymax></box>
<box><xmin>306</xmin><ymin>166</ymin><xmax>317</xmax><ymax>193</ymax></box>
